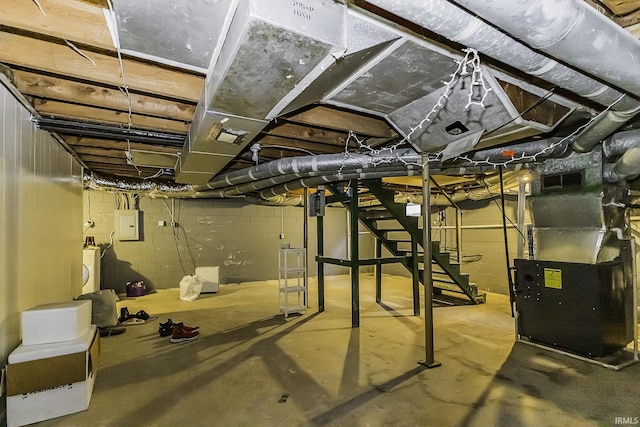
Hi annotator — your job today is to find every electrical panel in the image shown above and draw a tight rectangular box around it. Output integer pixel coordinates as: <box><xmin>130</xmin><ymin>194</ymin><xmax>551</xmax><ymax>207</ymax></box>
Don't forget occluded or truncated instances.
<box><xmin>115</xmin><ymin>210</ymin><xmax>140</xmax><ymax>241</ymax></box>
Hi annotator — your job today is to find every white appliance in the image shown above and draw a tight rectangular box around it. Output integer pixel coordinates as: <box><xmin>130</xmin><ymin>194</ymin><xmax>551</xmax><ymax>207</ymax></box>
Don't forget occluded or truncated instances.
<box><xmin>82</xmin><ymin>248</ymin><xmax>101</xmax><ymax>295</ymax></box>
<box><xmin>195</xmin><ymin>266</ymin><xmax>219</xmax><ymax>293</ymax></box>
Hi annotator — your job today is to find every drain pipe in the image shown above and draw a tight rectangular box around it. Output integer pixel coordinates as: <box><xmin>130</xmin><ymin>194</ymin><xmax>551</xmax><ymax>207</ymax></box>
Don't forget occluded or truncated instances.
<box><xmin>364</xmin><ymin>0</ymin><xmax>640</xmax><ymax>152</ymax></box>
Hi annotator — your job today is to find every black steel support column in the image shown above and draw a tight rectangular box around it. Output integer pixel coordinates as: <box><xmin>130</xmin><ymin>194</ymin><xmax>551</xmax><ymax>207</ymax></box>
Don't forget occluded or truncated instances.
<box><xmin>317</xmin><ymin>214</ymin><xmax>325</xmax><ymax>313</ymax></box>
<box><xmin>420</xmin><ymin>155</ymin><xmax>441</xmax><ymax>368</ymax></box>
<box><xmin>411</xmin><ymin>236</ymin><xmax>420</xmax><ymax>316</ymax></box>
<box><xmin>303</xmin><ymin>187</ymin><xmax>309</xmax><ymax>307</ymax></box>
<box><xmin>375</xmin><ymin>238</ymin><xmax>382</xmax><ymax>303</ymax></box>
<box><xmin>350</xmin><ymin>180</ymin><xmax>360</xmax><ymax>328</ymax></box>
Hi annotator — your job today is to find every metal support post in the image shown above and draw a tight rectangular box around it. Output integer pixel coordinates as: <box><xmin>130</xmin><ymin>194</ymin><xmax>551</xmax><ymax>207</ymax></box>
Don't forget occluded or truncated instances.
<box><xmin>517</xmin><ymin>178</ymin><xmax>527</xmax><ymax>259</ymax></box>
<box><xmin>420</xmin><ymin>155</ymin><xmax>440</xmax><ymax>368</ymax></box>
<box><xmin>411</xmin><ymin>236</ymin><xmax>420</xmax><ymax>316</ymax></box>
<box><xmin>375</xmin><ymin>238</ymin><xmax>382</xmax><ymax>303</ymax></box>
<box><xmin>350</xmin><ymin>180</ymin><xmax>360</xmax><ymax>328</ymax></box>
<box><xmin>317</xmin><ymin>212</ymin><xmax>325</xmax><ymax>313</ymax></box>
<box><xmin>303</xmin><ymin>187</ymin><xmax>309</xmax><ymax>307</ymax></box>
<box><xmin>455</xmin><ymin>208</ymin><xmax>463</xmax><ymax>263</ymax></box>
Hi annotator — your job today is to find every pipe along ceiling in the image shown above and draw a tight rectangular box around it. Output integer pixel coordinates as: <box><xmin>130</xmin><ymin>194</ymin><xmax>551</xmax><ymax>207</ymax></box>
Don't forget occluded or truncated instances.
<box><xmin>88</xmin><ymin>0</ymin><xmax>640</xmax><ymax>201</ymax></box>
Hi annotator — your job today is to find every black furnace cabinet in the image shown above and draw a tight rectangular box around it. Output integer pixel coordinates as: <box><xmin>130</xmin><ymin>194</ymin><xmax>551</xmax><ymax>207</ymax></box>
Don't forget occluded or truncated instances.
<box><xmin>514</xmin><ymin>259</ymin><xmax>633</xmax><ymax>357</ymax></box>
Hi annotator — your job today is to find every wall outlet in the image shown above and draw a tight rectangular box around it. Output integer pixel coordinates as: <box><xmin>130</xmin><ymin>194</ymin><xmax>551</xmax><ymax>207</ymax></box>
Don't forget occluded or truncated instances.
<box><xmin>171</xmin><ymin>221</ymin><xmax>178</xmax><ymax>228</ymax></box>
<box><xmin>279</xmin><ymin>233</ymin><xmax>285</xmax><ymax>239</ymax></box>
<box><xmin>158</xmin><ymin>220</ymin><xmax>166</xmax><ymax>227</ymax></box>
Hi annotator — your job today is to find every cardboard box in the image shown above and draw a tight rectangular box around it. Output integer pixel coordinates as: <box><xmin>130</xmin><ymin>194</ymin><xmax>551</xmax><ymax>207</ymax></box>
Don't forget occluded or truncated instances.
<box><xmin>6</xmin><ymin>325</ymin><xmax>100</xmax><ymax>427</ymax></box>
<box><xmin>21</xmin><ymin>300</ymin><xmax>92</xmax><ymax>345</ymax></box>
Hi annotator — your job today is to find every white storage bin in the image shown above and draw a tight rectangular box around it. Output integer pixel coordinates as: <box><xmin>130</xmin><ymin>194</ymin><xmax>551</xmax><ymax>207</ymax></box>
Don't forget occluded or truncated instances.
<box><xmin>6</xmin><ymin>325</ymin><xmax>100</xmax><ymax>427</ymax></box>
<box><xmin>195</xmin><ymin>266</ymin><xmax>220</xmax><ymax>293</ymax></box>
<box><xmin>21</xmin><ymin>300</ymin><xmax>92</xmax><ymax>345</ymax></box>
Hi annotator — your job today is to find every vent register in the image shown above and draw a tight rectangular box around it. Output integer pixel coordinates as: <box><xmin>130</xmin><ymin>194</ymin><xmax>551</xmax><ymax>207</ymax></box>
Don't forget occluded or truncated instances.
<box><xmin>114</xmin><ymin>1</ymin><xmax>576</xmax><ymax>184</ymax></box>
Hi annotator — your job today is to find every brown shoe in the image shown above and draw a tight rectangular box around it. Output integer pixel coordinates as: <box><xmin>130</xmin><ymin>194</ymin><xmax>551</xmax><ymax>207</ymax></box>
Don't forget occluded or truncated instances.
<box><xmin>170</xmin><ymin>325</ymin><xmax>199</xmax><ymax>343</ymax></box>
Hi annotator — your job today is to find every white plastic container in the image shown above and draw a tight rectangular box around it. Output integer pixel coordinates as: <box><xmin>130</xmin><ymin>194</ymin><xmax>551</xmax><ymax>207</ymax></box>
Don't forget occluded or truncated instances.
<box><xmin>195</xmin><ymin>266</ymin><xmax>220</xmax><ymax>293</ymax></box>
<box><xmin>21</xmin><ymin>300</ymin><xmax>92</xmax><ymax>345</ymax></box>
<box><xmin>6</xmin><ymin>325</ymin><xmax>99</xmax><ymax>427</ymax></box>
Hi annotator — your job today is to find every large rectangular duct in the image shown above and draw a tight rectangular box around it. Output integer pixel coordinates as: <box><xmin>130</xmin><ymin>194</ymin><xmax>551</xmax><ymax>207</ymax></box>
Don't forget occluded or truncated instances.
<box><xmin>176</xmin><ymin>0</ymin><xmax>346</xmax><ymax>183</ymax></box>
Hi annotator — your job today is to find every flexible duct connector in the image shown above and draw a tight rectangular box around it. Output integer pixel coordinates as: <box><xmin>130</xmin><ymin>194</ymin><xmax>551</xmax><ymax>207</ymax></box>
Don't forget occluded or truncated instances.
<box><xmin>611</xmin><ymin>146</ymin><xmax>640</xmax><ymax>182</ymax></box>
<box><xmin>603</xmin><ymin>129</ymin><xmax>640</xmax><ymax>158</ymax></box>
<box><xmin>88</xmin><ymin>138</ymin><xmax>564</xmax><ymax>199</ymax></box>
<box><xmin>572</xmin><ymin>106</ymin><xmax>640</xmax><ymax>152</ymax></box>
<box><xmin>193</xmin><ymin>148</ymin><xmax>420</xmax><ymax>191</ymax></box>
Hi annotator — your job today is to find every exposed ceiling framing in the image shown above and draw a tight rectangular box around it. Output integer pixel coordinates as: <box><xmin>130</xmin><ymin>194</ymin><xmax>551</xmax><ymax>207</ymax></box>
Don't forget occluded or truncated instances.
<box><xmin>1</xmin><ymin>0</ymin><xmax>639</xmax><ymax>192</ymax></box>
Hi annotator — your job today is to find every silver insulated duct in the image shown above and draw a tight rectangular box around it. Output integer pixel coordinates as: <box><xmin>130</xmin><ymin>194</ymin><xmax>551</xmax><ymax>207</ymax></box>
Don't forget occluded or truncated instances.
<box><xmin>176</xmin><ymin>0</ymin><xmax>347</xmax><ymax>183</ymax></box>
<box><xmin>366</xmin><ymin>0</ymin><xmax>640</xmax><ymax>153</ymax></box>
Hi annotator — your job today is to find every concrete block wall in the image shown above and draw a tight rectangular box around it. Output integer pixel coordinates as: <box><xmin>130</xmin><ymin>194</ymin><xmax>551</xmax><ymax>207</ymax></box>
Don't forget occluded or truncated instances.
<box><xmin>83</xmin><ymin>191</ymin><xmax>357</xmax><ymax>293</ymax></box>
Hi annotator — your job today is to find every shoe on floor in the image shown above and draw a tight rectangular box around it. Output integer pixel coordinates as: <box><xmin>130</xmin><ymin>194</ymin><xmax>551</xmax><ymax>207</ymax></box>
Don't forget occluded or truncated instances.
<box><xmin>100</xmin><ymin>326</ymin><xmax>126</xmax><ymax>337</ymax></box>
<box><xmin>170</xmin><ymin>325</ymin><xmax>199</xmax><ymax>343</ymax></box>
<box><xmin>159</xmin><ymin>318</ymin><xmax>174</xmax><ymax>337</ymax></box>
<box><xmin>174</xmin><ymin>322</ymin><xmax>199</xmax><ymax>332</ymax></box>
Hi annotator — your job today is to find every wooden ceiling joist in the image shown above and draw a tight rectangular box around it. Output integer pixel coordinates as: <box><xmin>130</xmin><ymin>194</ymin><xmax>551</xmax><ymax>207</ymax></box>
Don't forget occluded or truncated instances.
<box><xmin>256</xmin><ymin>135</ymin><xmax>342</xmax><ymax>154</ymax></box>
<box><xmin>0</xmin><ymin>31</ymin><xmax>203</xmax><ymax>102</ymax></box>
<box><xmin>73</xmin><ymin>146</ymin><xmax>127</xmax><ymax>158</ymax></box>
<box><xmin>266</xmin><ymin>122</ymin><xmax>349</xmax><ymax>146</ymax></box>
<box><xmin>286</xmin><ymin>106</ymin><xmax>397</xmax><ymax>139</ymax></box>
<box><xmin>79</xmin><ymin>154</ymin><xmax>128</xmax><ymax>165</ymax></box>
<box><xmin>0</xmin><ymin>0</ymin><xmax>113</xmax><ymax>51</ymax></box>
<box><xmin>65</xmin><ymin>136</ymin><xmax>182</xmax><ymax>153</ymax></box>
<box><xmin>12</xmin><ymin>70</ymin><xmax>195</xmax><ymax>121</ymax></box>
<box><xmin>34</xmin><ymin>99</ymin><xmax>190</xmax><ymax>133</ymax></box>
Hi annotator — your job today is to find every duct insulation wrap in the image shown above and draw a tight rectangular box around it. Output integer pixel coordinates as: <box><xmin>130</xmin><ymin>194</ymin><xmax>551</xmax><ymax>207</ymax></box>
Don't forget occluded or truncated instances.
<box><xmin>453</xmin><ymin>0</ymin><xmax>640</xmax><ymax>100</ymax></box>
<box><xmin>177</xmin><ymin>0</ymin><xmax>347</xmax><ymax>183</ymax></box>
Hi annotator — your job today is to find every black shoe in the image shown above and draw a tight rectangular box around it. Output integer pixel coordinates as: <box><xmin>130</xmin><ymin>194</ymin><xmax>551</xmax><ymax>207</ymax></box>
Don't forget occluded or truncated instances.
<box><xmin>100</xmin><ymin>326</ymin><xmax>126</xmax><ymax>337</ymax></box>
<box><xmin>158</xmin><ymin>319</ymin><xmax>174</xmax><ymax>337</ymax></box>
<box><xmin>119</xmin><ymin>307</ymin><xmax>130</xmax><ymax>323</ymax></box>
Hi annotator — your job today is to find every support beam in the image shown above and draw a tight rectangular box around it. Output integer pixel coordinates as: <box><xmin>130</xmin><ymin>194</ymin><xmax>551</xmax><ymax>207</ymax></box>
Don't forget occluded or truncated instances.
<box><xmin>350</xmin><ymin>180</ymin><xmax>360</xmax><ymax>328</ymax></box>
<box><xmin>420</xmin><ymin>155</ymin><xmax>440</xmax><ymax>368</ymax></box>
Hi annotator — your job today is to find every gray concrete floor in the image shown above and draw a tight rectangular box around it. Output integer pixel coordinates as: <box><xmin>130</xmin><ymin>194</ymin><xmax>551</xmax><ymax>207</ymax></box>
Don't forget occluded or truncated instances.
<box><xmin>37</xmin><ymin>274</ymin><xmax>638</xmax><ymax>427</ymax></box>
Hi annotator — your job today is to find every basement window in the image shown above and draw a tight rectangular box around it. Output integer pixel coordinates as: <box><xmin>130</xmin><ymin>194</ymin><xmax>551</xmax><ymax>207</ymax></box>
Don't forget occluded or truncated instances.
<box><xmin>541</xmin><ymin>172</ymin><xmax>583</xmax><ymax>192</ymax></box>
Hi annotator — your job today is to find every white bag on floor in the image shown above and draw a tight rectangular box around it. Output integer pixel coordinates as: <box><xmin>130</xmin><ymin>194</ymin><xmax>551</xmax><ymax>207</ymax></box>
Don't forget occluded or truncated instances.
<box><xmin>180</xmin><ymin>274</ymin><xmax>203</xmax><ymax>301</ymax></box>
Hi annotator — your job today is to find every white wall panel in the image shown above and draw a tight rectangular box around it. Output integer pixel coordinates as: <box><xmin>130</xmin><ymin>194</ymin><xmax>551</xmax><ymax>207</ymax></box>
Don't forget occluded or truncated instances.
<box><xmin>0</xmin><ymin>83</ymin><xmax>82</xmax><ymax>366</ymax></box>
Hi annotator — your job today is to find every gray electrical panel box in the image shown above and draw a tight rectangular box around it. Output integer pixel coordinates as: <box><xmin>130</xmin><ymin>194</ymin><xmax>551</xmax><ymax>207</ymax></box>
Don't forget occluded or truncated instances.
<box><xmin>115</xmin><ymin>210</ymin><xmax>140</xmax><ymax>241</ymax></box>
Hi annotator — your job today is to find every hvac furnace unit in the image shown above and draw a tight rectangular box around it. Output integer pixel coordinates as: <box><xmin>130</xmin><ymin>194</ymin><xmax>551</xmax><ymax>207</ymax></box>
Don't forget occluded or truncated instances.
<box><xmin>514</xmin><ymin>153</ymin><xmax>636</xmax><ymax>362</ymax></box>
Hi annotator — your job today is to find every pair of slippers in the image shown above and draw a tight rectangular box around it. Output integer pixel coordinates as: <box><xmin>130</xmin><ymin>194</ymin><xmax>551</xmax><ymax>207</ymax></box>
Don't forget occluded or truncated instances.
<box><xmin>119</xmin><ymin>307</ymin><xmax>151</xmax><ymax>325</ymax></box>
